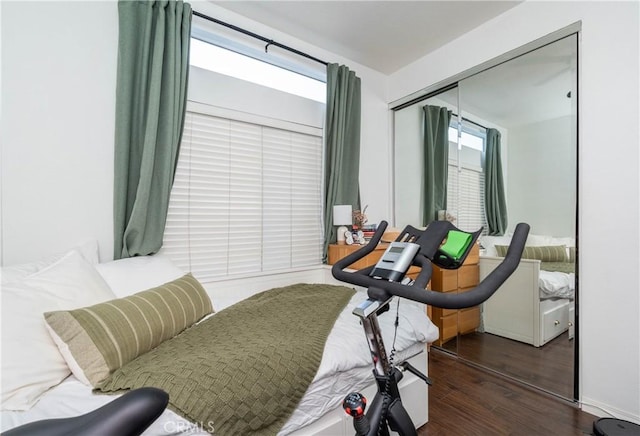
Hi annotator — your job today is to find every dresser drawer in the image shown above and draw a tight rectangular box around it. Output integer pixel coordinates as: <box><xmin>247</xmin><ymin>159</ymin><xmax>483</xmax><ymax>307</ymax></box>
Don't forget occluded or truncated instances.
<box><xmin>542</xmin><ymin>301</ymin><xmax>570</xmax><ymax>343</ymax></box>
<box><xmin>463</xmin><ymin>243</ymin><xmax>480</xmax><ymax>265</ymax></box>
<box><xmin>431</xmin><ymin>294</ymin><xmax>458</xmax><ymax>318</ymax></box>
<box><xmin>458</xmin><ymin>264</ymin><xmax>479</xmax><ymax>289</ymax></box>
<box><xmin>430</xmin><ymin>268</ymin><xmax>458</xmax><ymax>291</ymax></box>
<box><xmin>458</xmin><ymin>307</ymin><xmax>480</xmax><ymax>333</ymax></box>
<box><xmin>327</xmin><ymin>244</ymin><xmax>387</xmax><ymax>270</ymax></box>
<box><xmin>438</xmin><ymin>313</ymin><xmax>459</xmax><ymax>343</ymax></box>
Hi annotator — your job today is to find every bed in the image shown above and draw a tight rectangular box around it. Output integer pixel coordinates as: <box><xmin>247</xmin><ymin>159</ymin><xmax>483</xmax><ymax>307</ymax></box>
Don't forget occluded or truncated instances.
<box><xmin>0</xmin><ymin>243</ymin><xmax>437</xmax><ymax>435</ymax></box>
<box><xmin>478</xmin><ymin>234</ymin><xmax>575</xmax><ymax>347</ymax></box>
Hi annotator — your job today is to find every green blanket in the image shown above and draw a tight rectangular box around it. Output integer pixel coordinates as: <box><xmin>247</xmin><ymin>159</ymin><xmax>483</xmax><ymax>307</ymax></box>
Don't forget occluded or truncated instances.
<box><xmin>96</xmin><ymin>283</ymin><xmax>355</xmax><ymax>435</ymax></box>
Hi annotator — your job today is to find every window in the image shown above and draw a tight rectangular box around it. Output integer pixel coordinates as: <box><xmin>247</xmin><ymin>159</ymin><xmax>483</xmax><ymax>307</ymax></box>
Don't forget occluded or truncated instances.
<box><xmin>161</xmin><ymin>107</ymin><xmax>323</xmax><ymax>282</ymax></box>
<box><xmin>449</xmin><ymin>119</ymin><xmax>487</xmax><ymax>153</ymax></box>
<box><xmin>190</xmin><ymin>38</ymin><xmax>326</xmax><ymax>103</ymax></box>
<box><xmin>160</xmin><ymin>36</ymin><xmax>326</xmax><ymax>283</ymax></box>
<box><xmin>447</xmin><ymin>120</ymin><xmax>488</xmax><ymax>233</ymax></box>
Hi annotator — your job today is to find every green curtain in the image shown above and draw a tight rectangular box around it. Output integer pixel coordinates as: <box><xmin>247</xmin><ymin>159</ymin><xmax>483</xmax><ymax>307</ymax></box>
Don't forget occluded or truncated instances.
<box><xmin>113</xmin><ymin>0</ymin><xmax>191</xmax><ymax>259</ymax></box>
<box><xmin>422</xmin><ymin>105</ymin><xmax>451</xmax><ymax>226</ymax></box>
<box><xmin>485</xmin><ymin>128</ymin><xmax>508</xmax><ymax>235</ymax></box>
<box><xmin>323</xmin><ymin>64</ymin><xmax>361</xmax><ymax>262</ymax></box>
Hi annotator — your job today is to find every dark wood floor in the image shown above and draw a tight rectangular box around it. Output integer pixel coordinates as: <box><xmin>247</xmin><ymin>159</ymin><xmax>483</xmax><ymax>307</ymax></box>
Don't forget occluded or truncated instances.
<box><xmin>417</xmin><ymin>349</ymin><xmax>596</xmax><ymax>435</ymax></box>
<box><xmin>451</xmin><ymin>331</ymin><xmax>575</xmax><ymax>399</ymax></box>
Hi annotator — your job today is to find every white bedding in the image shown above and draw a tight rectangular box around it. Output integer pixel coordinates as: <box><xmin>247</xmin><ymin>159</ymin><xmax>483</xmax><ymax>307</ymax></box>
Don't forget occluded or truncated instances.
<box><xmin>538</xmin><ymin>270</ymin><xmax>575</xmax><ymax>300</ymax></box>
<box><xmin>1</xmin><ymin>289</ymin><xmax>437</xmax><ymax>435</ymax></box>
<box><xmin>479</xmin><ymin>233</ymin><xmax>576</xmax><ymax>301</ymax></box>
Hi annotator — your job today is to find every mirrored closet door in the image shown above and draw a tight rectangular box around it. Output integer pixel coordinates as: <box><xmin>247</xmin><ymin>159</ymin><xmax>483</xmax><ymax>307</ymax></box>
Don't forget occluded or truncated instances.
<box><xmin>392</xmin><ymin>33</ymin><xmax>578</xmax><ymax>400</ymax></box>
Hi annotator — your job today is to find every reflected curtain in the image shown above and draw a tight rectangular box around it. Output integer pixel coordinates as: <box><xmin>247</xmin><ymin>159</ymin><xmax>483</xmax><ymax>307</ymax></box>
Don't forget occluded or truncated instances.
<box><xmin>323</xmin><ymin>64</ymin><xmax>361</xmax><ymax>262</ymax></box>
<box><xmin>484</xmin><ymin>128</ymin><xmax>508</xmax><ymax>235</ymax></box>
<box><xmin>422</xmin><ymin>105</ymin><xmax>451</xmax><ymax>226</ymax></box>
<box><xmin>113</xmin><ymin>0</ymin><xmax>191</xmax><ymax>259</ymax></box>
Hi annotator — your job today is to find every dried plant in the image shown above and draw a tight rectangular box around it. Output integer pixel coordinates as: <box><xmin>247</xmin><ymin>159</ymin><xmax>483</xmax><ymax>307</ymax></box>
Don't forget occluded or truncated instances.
<box><xmin>352</xmin><ymin>205</ymin><xmax>368</xmax><ymax>229</ymax></box>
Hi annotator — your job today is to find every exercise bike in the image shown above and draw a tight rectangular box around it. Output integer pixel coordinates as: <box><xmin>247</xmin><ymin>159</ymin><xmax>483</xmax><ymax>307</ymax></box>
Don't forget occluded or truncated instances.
<box><xmin>332</xmin><ymin>220</ymin><xmax>529</xmax><ymax>436</ymax></box>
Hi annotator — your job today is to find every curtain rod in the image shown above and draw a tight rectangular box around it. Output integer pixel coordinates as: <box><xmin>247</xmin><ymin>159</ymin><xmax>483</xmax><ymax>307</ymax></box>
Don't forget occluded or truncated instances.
<box><xmin>192</xmin><ymin>11</ymin><xmax>329</xmax><ymax>66</ymax></box>
<box><xmin>451</xmin><ymin>112</ymin><xmax>488</xmax><ymax>131</ymax></box>
<box><xmin>461</xmin><ymin>116</ymin><xmax>488</xmax><ymax>131</ymax></box>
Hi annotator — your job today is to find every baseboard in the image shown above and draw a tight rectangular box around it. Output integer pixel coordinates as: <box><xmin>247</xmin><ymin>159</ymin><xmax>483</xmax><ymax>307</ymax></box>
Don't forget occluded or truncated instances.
<box><xmin>581</xmin><ymin>396</ymin><xmax>640</xmax><ymax>425</ymax></box>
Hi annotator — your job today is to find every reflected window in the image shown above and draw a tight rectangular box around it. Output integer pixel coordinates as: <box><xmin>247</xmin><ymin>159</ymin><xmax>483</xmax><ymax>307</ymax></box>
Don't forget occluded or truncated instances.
<box><xmin>448</xmin><ymin>121</ymin><xmax>485</xmax><ymax>151</ymax></box>
<box><xmin>447</xmin><ymin>119</ymin><xmax>488</xmax><ymax>233</ymax></box>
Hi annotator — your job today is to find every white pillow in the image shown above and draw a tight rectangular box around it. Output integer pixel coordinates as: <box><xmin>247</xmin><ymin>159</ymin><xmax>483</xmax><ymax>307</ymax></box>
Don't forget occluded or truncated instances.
<box><xmin>551</xmin><ymin>236</ymin><xmax>575</xmax><ymax>247</ymax></box>
<box><xmin>1</xmin><ymin>250</ymin><xmax>116</xmax><ymax>411</ymax></box>
<box><xmin>479</xmin><ymin>233</ymin><xmax>568</xmax><ymax>257</ymax></box>
<box><xmin>95</xmin><ymin>254</ymin><xmax>185</xmax><ymax>298</ymax></box>
<box><xmin>1</xmin><ymin>240</ymin><xmax>100</xmax><ymax>286</ymax></box>
<box><xmin>478</xmin><ymin>235</ymin><xmax>512</xmax><ymax>257</ymax></box>
<box><xmin>524</xmin><ymin>234</ymin><xmax>555</xmax><ymax>246</ymax></box>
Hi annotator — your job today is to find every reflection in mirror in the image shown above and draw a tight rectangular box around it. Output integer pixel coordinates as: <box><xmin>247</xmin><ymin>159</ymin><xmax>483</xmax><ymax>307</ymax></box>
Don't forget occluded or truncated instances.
<box><xmin>394</xmin><ymin>87</ymin><xmax>459</xmax><ymax>229</ymax></box>
<box><xmin>394</xmin><ymin>87</ymin><xmax>485</xmax><ymax>353</ymax></box>
<box><xmin>392</xmin><ymin>34</ymin><xmax>578</xmax><ymax>401</ymax></box>
<box><xmin>456</xmin><ymin>34</ymin><xmax>578</xmax><ymax>401</ymax></box>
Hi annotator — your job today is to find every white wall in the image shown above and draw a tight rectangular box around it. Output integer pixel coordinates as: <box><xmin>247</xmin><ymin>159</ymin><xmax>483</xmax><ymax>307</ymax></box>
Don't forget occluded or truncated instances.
<box><xmin>1</xmin><ymin>1</ymin><xmax>118</xmax><ymax>264</ymax></box>
<box><xmin>1</xmin><ymin>0</ymin><xmax>390</xmax><ymax>266</ymax></box>
<box><xmin>388</xmin><ymin>1</ymin><xmax>640</xmax><ymax>422</ymax></box>
<box><xmin>188</xmin><ymin>66</ymin><xmax>324</xmax><ymax>129</ymax></box>
<box><xmin>508</xmin><ymin>116</ymin><xmax>576</xmax><ymax>237</ymax></box>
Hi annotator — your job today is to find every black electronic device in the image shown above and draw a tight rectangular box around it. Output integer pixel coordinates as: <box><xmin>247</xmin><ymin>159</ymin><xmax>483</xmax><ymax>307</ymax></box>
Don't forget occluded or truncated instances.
<box><xmin>593</xmin><ymin>418</ymin><xmax>640</xmax><ymax>436</ymax></box>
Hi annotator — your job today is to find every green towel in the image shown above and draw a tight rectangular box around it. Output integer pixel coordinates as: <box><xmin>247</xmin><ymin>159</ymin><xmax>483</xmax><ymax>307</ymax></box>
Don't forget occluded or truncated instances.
<box><xmin>440</xmin><ymin>230</ymin><xmax>472</xmax><ymax>260</ymax></box>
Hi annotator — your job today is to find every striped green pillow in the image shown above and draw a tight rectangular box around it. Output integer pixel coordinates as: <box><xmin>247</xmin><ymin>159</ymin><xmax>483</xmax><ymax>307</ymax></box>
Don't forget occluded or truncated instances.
<box><xmin>44</xmin><ymin>273</ymin><xmax>213</xmax><ymax>387</ymax></box>
<box><xmin>494</xmin><ymin>245</ymin><xmax>568</xmax><ymax>262</ymax></box>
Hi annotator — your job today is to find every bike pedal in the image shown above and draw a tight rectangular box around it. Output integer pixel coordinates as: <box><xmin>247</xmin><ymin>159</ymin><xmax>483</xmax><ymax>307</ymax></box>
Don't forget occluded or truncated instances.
<box><xmin>399</xmin><ymin>361</ymin><xmax>433</xmax><ymax>385</ymax></box>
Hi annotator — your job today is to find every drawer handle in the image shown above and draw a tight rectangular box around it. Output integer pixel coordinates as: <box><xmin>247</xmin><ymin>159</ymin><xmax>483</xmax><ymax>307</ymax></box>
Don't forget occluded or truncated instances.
<box><xmin>554</xmin><ymin>320</ymin><xmax>560</xmax><ymax>326</ymax></box>
<box><xmin>568</xmin><ymin>322</ymin><xmax>573</xmax><ymax>327</ymax></box>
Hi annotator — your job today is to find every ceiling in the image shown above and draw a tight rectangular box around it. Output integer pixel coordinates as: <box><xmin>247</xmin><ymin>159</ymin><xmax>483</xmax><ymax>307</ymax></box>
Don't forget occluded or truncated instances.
<box><xmin>437</xmin><ymin>33</ymin><xmax>577</xmax><ymax>127</ymax></box>
<box><xmin>209</xmin><ymin>1</ymin><xmax>575</xmax><ymax>127</ymax></box>
<box><xmin>213</xmin><ymin>1</ymin><xmax>523</xmax><ymax>74</ymax></box>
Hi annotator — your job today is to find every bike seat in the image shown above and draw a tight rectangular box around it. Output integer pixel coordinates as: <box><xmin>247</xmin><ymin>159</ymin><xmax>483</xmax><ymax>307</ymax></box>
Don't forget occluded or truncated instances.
<box><xmin>2</xmin><ymin>387</ymin><xmax>169</xmax><ymax>436</ymax></box>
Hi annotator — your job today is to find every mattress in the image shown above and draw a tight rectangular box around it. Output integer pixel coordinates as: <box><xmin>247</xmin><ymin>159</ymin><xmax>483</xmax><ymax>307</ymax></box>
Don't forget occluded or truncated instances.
<box><xmin>1</xmin><ymin>290</ymin><xmax>437</xmax><ymax>435</ymax></box>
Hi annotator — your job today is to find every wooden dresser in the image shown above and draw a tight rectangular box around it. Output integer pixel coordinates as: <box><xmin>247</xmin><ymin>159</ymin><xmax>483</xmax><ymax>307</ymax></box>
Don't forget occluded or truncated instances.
<box><xmin>327</xmin><ymin>243</ymin><xmax>389</xmax><ymax>270</ymax></box>
<box><xmin>429</xmin><ymin>243</ymin><xmax>480</xmax><ymax>346</ymax></box>
<box><xmin>327</xmin><ymin>242</ymin><xmax>480</xmax><ymax>346</ymax></box>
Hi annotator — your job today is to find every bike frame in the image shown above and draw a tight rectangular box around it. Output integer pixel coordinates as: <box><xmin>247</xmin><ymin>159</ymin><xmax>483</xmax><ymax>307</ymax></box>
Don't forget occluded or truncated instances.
<box><xmin>334</xmin><ymin>220</ymin><xmax>529</xmax><ymax>436</ymax></box>
<box><xmin>352</xmin><ymin>297</ymin><xmax>418</xmax><ymax>436</ymax></box>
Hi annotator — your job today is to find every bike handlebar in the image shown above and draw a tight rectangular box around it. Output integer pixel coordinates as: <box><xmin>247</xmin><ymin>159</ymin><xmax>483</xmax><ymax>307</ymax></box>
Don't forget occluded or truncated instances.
<box><xmin>331</xmin><ymin>221</ymin><xmax>530</xmax><ymax>310</ymax></box>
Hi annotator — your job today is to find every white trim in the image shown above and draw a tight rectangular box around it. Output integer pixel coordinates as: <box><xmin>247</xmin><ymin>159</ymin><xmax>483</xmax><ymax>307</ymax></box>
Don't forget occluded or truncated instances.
<box><xmin>581</xmin><ymin>396</ymin><xmax>640</xmax><ymax>424</ymax></box>
<box><xmin>186</xmin><ymin>101</ymin><xmax>323</xmax><ymax>137</ymax></box>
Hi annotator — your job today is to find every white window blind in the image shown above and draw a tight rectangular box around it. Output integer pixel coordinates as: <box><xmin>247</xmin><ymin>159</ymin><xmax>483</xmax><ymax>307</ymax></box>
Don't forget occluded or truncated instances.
<box><xmin>447</xmin><ymin>163</ymin><xmax>487</xmax><ymax>233</ymax></box>
<box><xmin>161</xmin><ymin>110</ymin><xmax>323</xmax><ymax>282</ymax></box>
